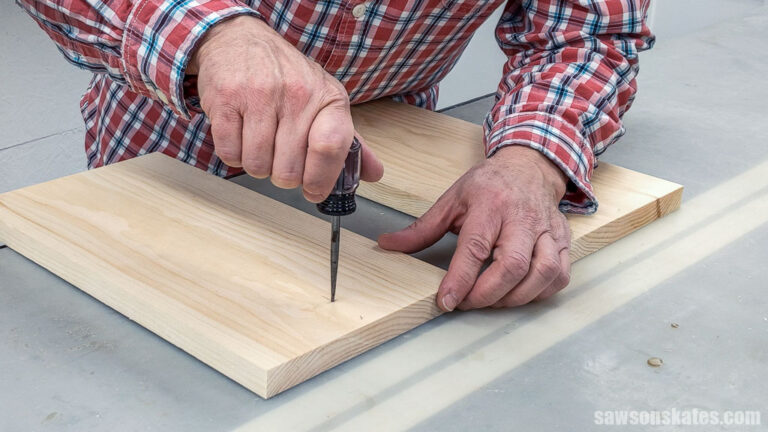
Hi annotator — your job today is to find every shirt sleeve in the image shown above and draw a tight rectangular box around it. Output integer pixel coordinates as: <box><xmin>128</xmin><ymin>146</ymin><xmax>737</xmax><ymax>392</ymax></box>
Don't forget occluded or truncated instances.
<box><xmin>485</xmin><ymin>0</ymin><xmax>655</xmax><ymax>214</ymax></box>
<box><xmin>16</xmin><ymin>0</ymin><xmax>260</xmax><ymax>119</ymax></box>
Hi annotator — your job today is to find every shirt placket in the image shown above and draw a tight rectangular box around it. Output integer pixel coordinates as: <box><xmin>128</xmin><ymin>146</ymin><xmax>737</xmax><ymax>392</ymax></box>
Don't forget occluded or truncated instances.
<box><xmin>323</xmin><ymin>0</ymin><xmax>370</xmax><ymax>77</ymax></box>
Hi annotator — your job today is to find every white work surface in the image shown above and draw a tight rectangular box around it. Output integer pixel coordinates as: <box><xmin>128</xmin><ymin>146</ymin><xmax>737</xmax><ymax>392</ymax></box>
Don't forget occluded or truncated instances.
<box><xmin>2</xmin><ymin>4</ymin><xmax>768</xmax><ymax>431</ymax></box>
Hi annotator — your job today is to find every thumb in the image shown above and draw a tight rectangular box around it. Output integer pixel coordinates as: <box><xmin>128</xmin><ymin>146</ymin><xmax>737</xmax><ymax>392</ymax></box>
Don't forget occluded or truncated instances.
<box><xmin>355</xmin><ymin>133</ymin><xmax>384</xmax><ymax>182</ymax></box>
<box><xmin>378</xmin><ymin>195</ymin><xmax>454</xmax><ymax>254</ymax></box>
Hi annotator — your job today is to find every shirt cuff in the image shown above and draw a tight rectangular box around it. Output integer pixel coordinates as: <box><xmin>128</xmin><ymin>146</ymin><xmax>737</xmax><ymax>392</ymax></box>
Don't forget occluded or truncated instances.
<box><xmin>122</xmin><ymin>0</ymin><xmax>260</xmax><ymax>119</ymax></box>
<box><xmin>484</xmin><ymin>112</ymin><xmax>598</xmax><ymax>215</ymax></box>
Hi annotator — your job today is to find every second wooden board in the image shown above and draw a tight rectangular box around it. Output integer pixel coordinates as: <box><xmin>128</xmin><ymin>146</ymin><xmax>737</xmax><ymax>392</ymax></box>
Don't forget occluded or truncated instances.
<box><xmin>352</xmin><ymin>100</ymin><xmax>683</xmax><ymax>261</ymax></box>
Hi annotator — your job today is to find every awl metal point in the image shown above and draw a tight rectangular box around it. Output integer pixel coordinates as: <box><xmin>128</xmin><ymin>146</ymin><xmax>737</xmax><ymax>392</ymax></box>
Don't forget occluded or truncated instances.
<box><xmin>316</xmin><ymin>137</ymin><xmax>362</xmax><ymax>302</ymax></box>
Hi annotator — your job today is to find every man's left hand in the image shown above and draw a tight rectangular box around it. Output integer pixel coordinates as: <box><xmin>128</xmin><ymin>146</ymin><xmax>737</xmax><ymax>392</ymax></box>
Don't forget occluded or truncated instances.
<box><xmin>378</xmin><ymin>145</ymin><xmax>572</xmax><ymax>311</ymax></box>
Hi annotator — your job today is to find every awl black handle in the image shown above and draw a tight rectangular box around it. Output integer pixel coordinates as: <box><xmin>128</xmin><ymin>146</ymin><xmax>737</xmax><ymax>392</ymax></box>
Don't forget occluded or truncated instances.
<box><xmin>317</xmin><ymin>137</ymin><xmax>362</xmax><ymax>216</ymax></box>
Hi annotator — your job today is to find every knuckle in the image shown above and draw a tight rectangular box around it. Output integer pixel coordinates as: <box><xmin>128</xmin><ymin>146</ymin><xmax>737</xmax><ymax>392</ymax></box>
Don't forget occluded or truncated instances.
<box><xmin>323</xmin><ymin>76</ymin><xmax>350</xmax><ymax>100</ymax></box>
<box><xmin>536</xmin><ymin>257</ymin><xmax>561</xmax><ymax>280</ymax></box>
<box><xmin>555</xmin><ymin>270</ymin><xmax>571</xmax><ymax>288</ymax></box>
<box><xmin>231</xmin><ymin>79</ymin><xmax>277</xmax><ymax>107</ymax></box>
<box><xmin>312</xmin><ymin>136</ymin><xmax>347</xmax><ymax>156</ymax></box>
<box><xmin>497</xmin><ymin>251</ymin><xmax>531</xmax><ymax>279</ymax></box>
<box><xmin>283</xmin><ymin>79</ymin><xmax>312</xmax><ymax>103</ymax></box>
<box><xmin>214</xmin><ymin>85</ymin><xmax>243</xmax><ymax>103</ymax></box>
<box><xmin>210</xmin><ymin>103</ymin><xmax>241</xmax><ymax>125</ymax></box>
<box><xmin>464</xmin><ymin>235</ymin><xmax>492</xmax><ymax>263</ymax></box>
<box><xmin>249</xmin><ymin>87</ymin><xmax>275</xmax><ymax>105</ymax></box>
<box><xmin>553</xmin><ymin>217</ymin><xmax>572</xmax><ymax>243</ymax></box>
<box><xmin>518</xmin><ymin>214</ymin><xmax>543</xmax><ymax>232</ymax></box>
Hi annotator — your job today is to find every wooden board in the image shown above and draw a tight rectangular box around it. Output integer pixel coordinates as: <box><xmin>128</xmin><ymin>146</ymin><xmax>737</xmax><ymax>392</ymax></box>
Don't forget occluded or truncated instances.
<box><xmin>0</xmin><ymin>153</ymin><xmax>445</xmax><ymax>398</ymax></box>
<box><xmin>352</xmin><ymin>100</ymin><xmax>684</xmax><ymax>261</ymax></box>
<box><xmin>0</xmin><ymin>101</ymin><xmax>682</xmax><ymax>399</ymax></box>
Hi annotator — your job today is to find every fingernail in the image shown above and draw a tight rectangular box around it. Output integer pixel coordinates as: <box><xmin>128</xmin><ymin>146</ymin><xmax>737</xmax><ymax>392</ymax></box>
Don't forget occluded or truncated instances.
<box><xmin>305</xmin><ymin>192</ymin><xmax>324</xmax><ymax>202</ymax></box>
<box><xmin>442</xmin><ymin>293</ymin><xmax>458</xmax><ymax>312</ymax></box>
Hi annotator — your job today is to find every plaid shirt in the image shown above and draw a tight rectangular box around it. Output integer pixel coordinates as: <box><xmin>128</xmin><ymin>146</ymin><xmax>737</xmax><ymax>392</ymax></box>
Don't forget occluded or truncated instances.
<box><xmin>18</xmin><ymin>0</ymin><xmax>653</xmax><ymax>214</ymax></box>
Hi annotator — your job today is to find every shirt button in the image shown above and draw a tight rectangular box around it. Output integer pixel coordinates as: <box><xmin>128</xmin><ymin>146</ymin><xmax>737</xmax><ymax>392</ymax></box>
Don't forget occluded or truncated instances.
<box><xmin>352</xmin><ymin>3</ymin><xmax>367</xmax><ymax>19</ymax></box>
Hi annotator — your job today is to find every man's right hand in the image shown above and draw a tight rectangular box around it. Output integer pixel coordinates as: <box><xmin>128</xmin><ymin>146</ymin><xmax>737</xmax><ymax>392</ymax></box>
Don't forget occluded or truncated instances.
<box><xmin>188</xmin><ymin>16</ymin><xmax>384</xmax><ymax>202</ymax></box>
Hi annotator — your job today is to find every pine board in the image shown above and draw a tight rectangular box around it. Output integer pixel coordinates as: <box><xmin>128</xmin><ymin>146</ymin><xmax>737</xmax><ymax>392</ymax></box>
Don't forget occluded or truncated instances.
<box><xmin>0</xmin><ymin>101</ymin><xmax>682</xmax><ymax>399</ymax></box>
<box><xmin>0</xmin><ymin>153</ymin><xmax>444</xmax><ymax>398</ymax></box>
<box><xmin>352</xmin><ymin>100</ymin><xmax>684</xmax><ymax>261</ymax></box>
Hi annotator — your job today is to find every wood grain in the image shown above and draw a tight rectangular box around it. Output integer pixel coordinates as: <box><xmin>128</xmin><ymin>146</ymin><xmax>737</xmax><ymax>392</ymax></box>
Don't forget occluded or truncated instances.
<box><xmin>0</xmin><ymin>153</ymin><xmax>444</xmax><ymax>398</ymax></box>
<box><xmin>352</xmin><ymin>100</ymin><xmax>684</xmax><ymax>261</ymax></box>
<box><xmin>0</xmin><ymin>101</ymin><xmax>682</xmax><ymax>399</ymax></box>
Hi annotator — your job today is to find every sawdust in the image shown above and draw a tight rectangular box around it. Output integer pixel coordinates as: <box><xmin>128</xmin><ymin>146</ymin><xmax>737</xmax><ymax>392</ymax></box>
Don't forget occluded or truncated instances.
<box><xmin>647</xmin><ymin>357</ymin><xmax>663</xmax><ymax>367</ymax></box>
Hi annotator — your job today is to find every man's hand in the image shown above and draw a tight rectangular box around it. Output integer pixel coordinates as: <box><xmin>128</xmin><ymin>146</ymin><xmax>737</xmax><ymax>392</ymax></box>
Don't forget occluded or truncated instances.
<box><xmin>188</xmin><ymin>16</ymin><xmax>383</xmax><ymax>201</ymax></box>
<box><xmin>379</xmin><ymin>146</ymin><xmax>571</xmax><ymax>311</ymax></box>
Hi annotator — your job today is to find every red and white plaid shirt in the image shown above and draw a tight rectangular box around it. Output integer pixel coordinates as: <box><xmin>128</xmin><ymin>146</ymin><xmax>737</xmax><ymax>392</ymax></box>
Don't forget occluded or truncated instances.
<box><xmin>18</xmin><ymin>0</ymin><xmax>653</xmax><ymax>214</ymax></box>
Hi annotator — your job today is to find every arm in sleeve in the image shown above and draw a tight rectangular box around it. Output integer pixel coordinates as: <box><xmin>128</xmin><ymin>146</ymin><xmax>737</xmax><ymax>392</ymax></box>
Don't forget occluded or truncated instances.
<box><xmin>16</xmin><ymin>0</ymin><xmax>260</xmax><ymax>118</ymax></box>
<box><xmin>484</xmin><ymin>0</ymin><xmax>655</xmax><ymax>214</ymax></box>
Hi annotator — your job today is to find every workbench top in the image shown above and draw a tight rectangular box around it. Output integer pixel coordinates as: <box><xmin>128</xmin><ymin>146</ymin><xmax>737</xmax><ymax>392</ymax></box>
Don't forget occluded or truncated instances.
<box><xmin>2</xmin><ymin>6</ymin><xmax>767</xmax><ymax>431</ymax></box>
